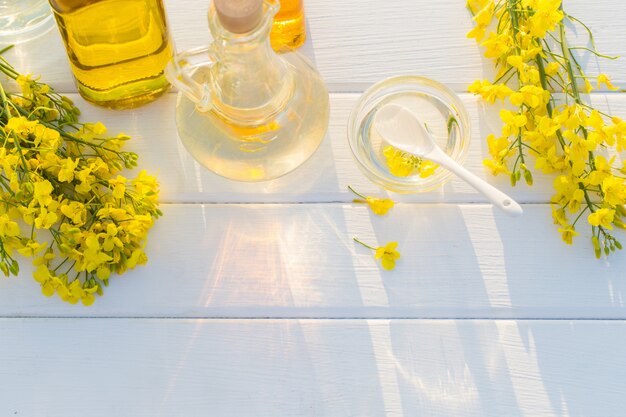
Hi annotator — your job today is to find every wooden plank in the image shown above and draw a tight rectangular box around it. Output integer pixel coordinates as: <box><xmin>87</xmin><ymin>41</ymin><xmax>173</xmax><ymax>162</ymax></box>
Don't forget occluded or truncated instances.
<box><xmin>35</xmin><ymin>92</ymin><xmax>626</xmax><ymax>204</ymax></box>
<box><xmin>2</xmin><ymin>203</ymin><xmax>625</xmax><ymax>318</ymax></box>
<box><xmin>1</xmin><ymin>318</ymin><xmax>625</xmax><ymax>417</ymax></box>
<box><xmin>3</xmin><ymin>0</ymin><xmax>625</xmax><ymax>92</ymax></box>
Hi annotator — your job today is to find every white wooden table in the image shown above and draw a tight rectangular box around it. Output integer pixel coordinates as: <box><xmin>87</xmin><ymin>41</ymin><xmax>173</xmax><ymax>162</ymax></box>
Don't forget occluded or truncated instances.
<box><xmin>2</xmin><ymin>1</ymin><xmax>626</xmax><ymax>416</ymax></box>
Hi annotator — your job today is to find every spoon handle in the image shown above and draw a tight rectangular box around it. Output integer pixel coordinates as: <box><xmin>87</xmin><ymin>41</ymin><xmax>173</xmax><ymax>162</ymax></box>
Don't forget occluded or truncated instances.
<box><xmin>427</xmin><ymin>148</ymin><xmax>523</xmax><ymax>217</ymax></box>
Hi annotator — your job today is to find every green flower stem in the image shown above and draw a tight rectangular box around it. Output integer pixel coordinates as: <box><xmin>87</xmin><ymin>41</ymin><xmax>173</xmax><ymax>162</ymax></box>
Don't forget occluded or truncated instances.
<box><xmin>515</xmin><ymin>132</ymin><xmax>525</xmax><ymax>165</ymax></box>
<box><xmin>0</xmin><ymin>75</ymin><xmax>13</xmax><ymax>121</ymax></box>
<box><xmin>0</xmin><ymin>60</ymin><xmax>19</xmax><ymax>79</ymax></box>
<box><xmin>507</xmin><ymin>0</ymin><xmax>522</xmax><ymax>53</ymax></box>
<box><xmin>559</xmin><ymin>22</ymin><xmax>582</xmax><ymax>103</ymax></box>
<box><xmin>556</xmin><ymin>12</ymin><xmax>602</xmax><ymax>215</ymax></box>
<box><xmin>565</xmin><ymin>14</ymin><xmax>596</xmax><ymax>47</ymax></box>
<box><xmin>571</xmin><ymin>205</ymin><xmax>589</xmax><ymax>226</ymax></box>
<box><xmin>347</xmin><ymin>185</ymin><xmax>366</xmax><ymax>200</ymax></box>
<box><xmin>0</xmin><ymin>45</ymin><xmax>14</xmax><ymax>56</ymax></box>
<box><xmin>353</xmin><ymin>237</ymin><xmax>375</xmax><ymax>251</ymax></box>
<box><xmin>535</xmin><ymin>55</ymin><xmax>567</xmax><ymax>149</ymax></box>
<box><xmin>506</xmin><ymin>0</ymin><xmax>529</xmax><ymax>173</ymax></box>
<box><xmin>569</xmin><ymin>47</ymin><xmax>618</xmax><ymax>60</ymax></box>
<box><xmin>576</xmin><ymin>101</ymin><xmax>613</xmax><ymax>118</ymax></box>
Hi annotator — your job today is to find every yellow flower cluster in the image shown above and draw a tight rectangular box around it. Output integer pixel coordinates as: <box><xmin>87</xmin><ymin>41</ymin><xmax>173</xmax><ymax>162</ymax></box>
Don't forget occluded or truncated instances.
<box><xmin>383</xmin><ymin>146</ymin><xmax>438</xmax><ymax>178</ymax></box>
<box><xmin>0</xmin><ymin>57</ymin><xmax>161</xmax><ymax>304</ymax></box>
<box><xmin>467</xmin><ymin>0</ymin><xmax>625</xmax><ymax>257</ymax></box>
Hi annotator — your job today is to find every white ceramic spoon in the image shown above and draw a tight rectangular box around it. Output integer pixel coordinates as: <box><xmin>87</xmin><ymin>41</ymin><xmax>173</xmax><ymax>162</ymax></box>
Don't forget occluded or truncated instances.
<box><xmin>374</xmin><ymin>103</ymin><xmax>523</xmax><ymax>217</ymax></box>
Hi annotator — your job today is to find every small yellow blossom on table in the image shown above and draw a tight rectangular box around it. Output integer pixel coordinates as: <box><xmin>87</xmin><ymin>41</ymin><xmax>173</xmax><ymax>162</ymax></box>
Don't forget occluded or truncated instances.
<box><xmin>354</xmin><ymin>238</ymin><xmax>401</xmax><ymax>271</ymax></box>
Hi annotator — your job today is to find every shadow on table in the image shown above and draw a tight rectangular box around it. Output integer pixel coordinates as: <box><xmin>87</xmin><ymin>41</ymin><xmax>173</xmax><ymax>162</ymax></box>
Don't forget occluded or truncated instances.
<box><xmin>385</xmin><ymin>319</ymin><xmax>626</xmax><ymax>416</ymax></box>
<box><xmin>138</xmin><ymin>318</ymin><xmax>626</xmax><ymax>416</ymax></box>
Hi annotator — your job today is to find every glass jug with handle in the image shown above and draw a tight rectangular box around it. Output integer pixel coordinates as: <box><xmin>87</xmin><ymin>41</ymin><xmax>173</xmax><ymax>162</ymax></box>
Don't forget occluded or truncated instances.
<box><xmin>166</xmin><ymin>0</ymin><xmax>329</xmax><ymax>182</ymax></box>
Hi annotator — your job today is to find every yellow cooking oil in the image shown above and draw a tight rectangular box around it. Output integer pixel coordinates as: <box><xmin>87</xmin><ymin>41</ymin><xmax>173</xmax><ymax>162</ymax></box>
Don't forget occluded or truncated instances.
<box><xmin>270</xmin><ymin>0</ymin><xmax>306</xmax><ymax>51</ymax></box>
<box><xmin>169</xmin><ymin>0</ymin><xmax>329</xmax><ymax>181</ymax></box>
<box><xmin>50</xmin><ymin>0</ymin><xmax>173</xmax><ymax>109</ymax></box>
<box><xmin>174</xmin><ymin>54</ymin><xmax>330</xmax><ymax>182</ymax></box>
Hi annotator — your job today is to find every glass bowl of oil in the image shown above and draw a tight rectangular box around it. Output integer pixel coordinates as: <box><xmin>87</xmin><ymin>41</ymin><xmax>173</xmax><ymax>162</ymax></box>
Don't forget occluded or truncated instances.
<box><xmin>348</xmin><ymin>75</ymin><xmax>471</xmax><ymax>193</ymax></box>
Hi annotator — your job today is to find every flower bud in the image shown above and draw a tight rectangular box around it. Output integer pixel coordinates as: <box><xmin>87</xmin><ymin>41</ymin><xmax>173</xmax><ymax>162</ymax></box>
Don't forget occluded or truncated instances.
<box><xmin>22</xmin><ymin>182</ymin><xmax>34</xmax><ymax>194</ymax></box>
<box><xmin>44</xmin><ymin>109</ymin><xmax>60</xmax><ymax>122</ymax></box>
<box><xmin>524</xmin><ymin>169</ymin><xmax>533</xmax><ymax>185</ymax></box>
<box><xmin>9</xmin><ymin>260</ymin><xmax>19</xmax><ymax>275</ymax></box>
<box><xmin>614</xmin><ymin>218</ymin><xmax>626</xmax><ymax>229</ymax></box>
<box><xmin>592</xmin><ymin>236</ymin><xmax>601</xmax><ymax>258</ymax></box>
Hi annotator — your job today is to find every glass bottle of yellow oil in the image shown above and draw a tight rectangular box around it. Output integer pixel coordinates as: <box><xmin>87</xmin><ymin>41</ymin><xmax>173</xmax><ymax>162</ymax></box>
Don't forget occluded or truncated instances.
<box><xmin>166</xmin><ymin>0</ymin><xmax>329</xmax><ymax>182</ymax></box>
<box><xmin>49</xmin><ymin>0</ymin><xmax>173</xmax><ymax>109</ymax></box>
<box><xmin>270</xmin><ymin>0</ymin><xmax>305</xmax><ymax>51</ymax></box>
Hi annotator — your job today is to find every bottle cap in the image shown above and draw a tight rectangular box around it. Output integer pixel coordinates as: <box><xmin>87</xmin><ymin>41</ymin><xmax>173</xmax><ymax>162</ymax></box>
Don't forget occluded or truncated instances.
<box><xmin>214</xmin><ymin>0</ymin><xmax>264</xmax><ymax>34</ymax></box>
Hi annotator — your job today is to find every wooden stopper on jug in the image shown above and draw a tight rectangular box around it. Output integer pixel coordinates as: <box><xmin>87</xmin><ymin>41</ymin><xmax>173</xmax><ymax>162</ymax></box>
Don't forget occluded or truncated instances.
<box><xmin>214</xmin><ymin>0</ymin><xmax>264</xmax><ymax>34</ymax></box>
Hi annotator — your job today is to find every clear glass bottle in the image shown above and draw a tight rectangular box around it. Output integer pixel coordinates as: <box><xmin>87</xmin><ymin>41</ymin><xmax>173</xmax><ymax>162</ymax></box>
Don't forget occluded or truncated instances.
<box><xmin>270</xmin><ymin>0</ymin><xmax>305</xmax><ymax>51</ymax></box>
<box><xmin>49</xmin><ymin>0</ymin><xmax>173</xmax><ymax>109</ymax></box>
<box><xmin>166</xmin><ymin>0</ymin><xmax>329</xmax><ymax>182</ymax></box>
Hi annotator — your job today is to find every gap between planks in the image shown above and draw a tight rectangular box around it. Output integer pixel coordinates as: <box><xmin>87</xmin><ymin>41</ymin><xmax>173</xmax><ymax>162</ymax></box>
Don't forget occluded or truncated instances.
<box><xmin>1</xmin><ymin>316</ymin><xmax>625</xmax><ymax>321</ymax></box>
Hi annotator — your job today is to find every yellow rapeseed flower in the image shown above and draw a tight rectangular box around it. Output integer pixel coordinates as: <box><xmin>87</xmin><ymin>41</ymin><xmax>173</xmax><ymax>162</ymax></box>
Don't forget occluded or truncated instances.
<box><xmin>566</xmin><ymin>189</ymin><xmax>584</xmax><ymax>213</ymax></box>
<box><xmin>545</xmin><ymin>62</ymin><xmax>560</xmax><ymax>75</ymax></box>
<box><xmin>526</xmin><ymin>0</ymin><xmax>564</xmax><ymax>38</ymax></box>
<box><xmin>483</xmin><ymin>159</ymin><xmax>510</xmax><ymax>176</ymax></box>
<box><xmin>588</xmin><ymin>208</ymin><xmax>615</xmax><ymax>229</ymax></box>
<box><xmin>5</xmin><ymin>116</ymin><xmax>38</xmax><ymax>138</ymax></box>
<box><xmin>597</xmin><ymin>74</ymin><xmax>619</xmax><ymax>91</ymax></box>
<box><xmin>481</xmin><ymin>32</ymin><xmax>512</xmax><ymax>59</ymax></box>
<box><xmin>586</xmin><ymin>155</ymin><xmax>613</xmax><ymax>186</ymax></box>
<box><xmin>366</xmin><ymin>197</ymin><xmax>394</xmax><ymax>216</ymax></box>
<box><xmin>551</xmin><ymin>206</ymin><xmax>568</xmax><ymax>226</ymax></box>
<box><xmin>466</xmin><ymin>0</ymin><xmax>491</xmax><ymax>13</ymax></box>
<box><xmin>486</xmin><ymin>134</ymin><xmax>510</xmax><ymax>160</ymax></box>
<box><xmin>382</xmin><ymin>146</ymin><xmax>438</xmax><ymax>178</ymax></box>
<box><xmin>354</xmin><ymin>238</ymin><xmax>401</xmax><ymax>271</ymax></box>
<box><xmin>17</xmin><ymin>239</ymin><xmax>46</xmax><ymax>257</ymax></box>
<box><xmin>15</xmin><ymin>75</ymin><xmax>34</xmax><ymax>99</ymax></box>
<box><xmin>468</xmin><ymin>80</ymin><xmax>512</xmax><ymax>103</ymax></box>
<box><xmin>58</xmin><ymin>158</ymin><xmax>79</xmax><ymax>182</ymax></box>
<box><xmin>601</xmin><ymin>176</ymin><xmax>626</xmax><ymax>207</ymax></box>
<box><xmin>34</xmin><ymin>206</ymin><xmax>58</xmax><ymax>229</ymax></box>
<box><xmin>108</xmin><ymin>175</ymin><xmax>127</xmax><ymax>200</ymax></box>
<box><xmin>60</xmin><ymin>201</ymin><xmax>87</xmax><ymax>226</ymax></box>
<box><xmin>558</xmin><ymin>225</ymin><xmax>578</xmax><ymax>245</ymax></box>
<box><xmin>375</xmin><ymin>242</ymin><xmax>401</xmax><ymax>270</ymax></box>
<box><xmin>33</xmin><ymin>264</ymin><xmax>58</xmax><ymax>297</ymax></box>
<box><xmin>348</xmin><ymin>185</ymin><xmax>394</xmax><ymax>216</ymax></box>
<box><xmin>0</xmin><ymin>214</ymin><xmax>20</xmax><ymax>238</ymax></box>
